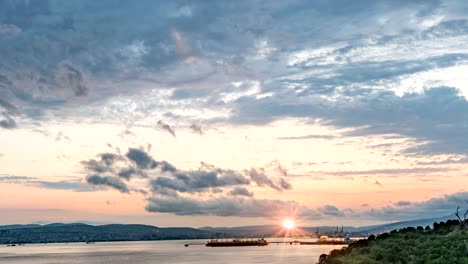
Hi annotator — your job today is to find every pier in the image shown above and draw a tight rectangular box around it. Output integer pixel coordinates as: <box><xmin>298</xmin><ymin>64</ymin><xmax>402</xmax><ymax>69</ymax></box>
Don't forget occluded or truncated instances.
<box><xmin>184</xmin><ymin>239</ymin><xmax>353</xmax><ymax>247</ymax></box>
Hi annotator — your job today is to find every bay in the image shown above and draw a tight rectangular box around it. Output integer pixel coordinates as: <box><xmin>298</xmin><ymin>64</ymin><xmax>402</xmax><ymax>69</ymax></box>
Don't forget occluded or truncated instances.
<box><xmin>0</xmin><ymin>239</ymin><xmax>343</xmax><ymax>264</ymax></box>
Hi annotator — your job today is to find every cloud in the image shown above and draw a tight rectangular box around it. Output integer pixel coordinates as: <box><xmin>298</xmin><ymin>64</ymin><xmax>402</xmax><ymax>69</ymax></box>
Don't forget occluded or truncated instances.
<box><xmin>231</xmin><ymin>87</ymin><xmax>468</xmax><ymax>156</ymax></box>
<box><xmin>117</xmin><ymin>167</ymin><xmax>147</xmax><ymax>180</ymax></box>
<box><xmin>150</xmin><ymin>165</ymin><xmax>251</xmax><ymax>194</ymax></box>
<box><xmin>0</xmin><ymin>114</ymin><xmax>16</xmax><ymax>129</ymax></box>
<box><xmin>0</xmin><ymin>175</ymin><xmax>35</xmax><ymax>182</ymax></box>
<box><xmin>56</xmin><ymin>63</ymin><xmax>89</xmax><ymax>97</ymax></box>
<box><xmin>228</xmin><ymin>186</ymin><xmax>254</xmax><ymax>197</ymax></box>
<box><xmin>55</xmin><ymin>131</ymin><xmax>71</xmax><ymax>142</ymax></box>
<box><xmin>0</xmin><ymin>0</ymin><xmax>467</xmax><ymax>158</ymax></box>
<box><xmin>318</xmin><ymin>205</ymin><xmax>345</xmax><ymax>217</ymax></box>
<box><xmin>279</xmin><ymin>178</ymin><xmax>292</xmax><ymax>190</ymax></box>
<box><xmin>81</xmin><ymin>148</ymin><xmax>292</xmax><ymax>198</ymax></box>
<box><xmin>82</xmin><ymin>148</ymin><xmax>291</xmax><ymax>197</ymax></box>
<box><xmin>313</xmin><ymin>167</ymin><xmax>453</xmax><ymax>176</ymax></box>
<box><xmin>79</xmin><ymin>148</ymin><xmax>468</xmax><ymax>220</ymax></box>
<box><xmin>0</xmin><ymin>175</ymin><xmax>94</xmax><ymax>192</ymax></box>
<box><xmin>81</xmin><ymin>153</ymin><xmax>124</xmax><ymax>173</ymax></box>
<box><xmin>157</xmin><ymin>120</ymin><xmax>176</xmax><ymax>137</ymax></box>
<box><xmin>394</xmin><ymin>201</ymin><xmax>412</xmax><ymax>207</ymax></box>
<box><xmin>144</xmin><ymin>191</ymin><xmax>468</xmax><ymax>219</ymax></box>
<box><xmin>86</xmin><ymin>174</ymin><xmax>129</xmax><ymax>193</ymax></box>
<box><xmin>34</xmin><ymin>180</ymin><xmax>94</xmax><ymax>192</ymax></box>
<box><xmin>374</xmin><ymin>180</ymin><xmax>383</xmax><ymax>187</ymax></box>
<box><xmin>416</xmin><ymin>156</ymin><xmax>468</xmax><ymax>165</ymax></box>
<box><xmin>361</xmin><ymin>191</ymin><xmax>468</xmax><ymax>221</ymax></box>
<box><xmin>126</xmin><ymin>148</ymin><xmax>159</xmax><ymax>170</ymax></box>
<box><xmin>146</xmin><ymin>196</ymin><xmax>301</xmax><ymax>217</ymax></box>
<box><xmin>0</xmin><ymin>24</ymin><xmax>21</xmax><ymax>34</ymax></box>
<box><xmin>277</xmin><ymin>134</ymin><xmax>337</xmax><ymax>140</ymax></box>
<box><xmin>245</xmin><ymin>168</ymin><xmax>291</xmax><ymax>192</ymax></box>
<box><xmin>189</xmin><ymin>123</ymin><xmax>205</xmax><ymax>135</ymax></box>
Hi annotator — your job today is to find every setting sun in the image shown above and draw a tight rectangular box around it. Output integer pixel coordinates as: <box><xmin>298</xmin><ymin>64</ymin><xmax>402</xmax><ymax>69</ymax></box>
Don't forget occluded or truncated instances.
<box><xmin>282</xmin><ymin>219</ymin><xmax>296</xmax><ymax>230</ymax></box>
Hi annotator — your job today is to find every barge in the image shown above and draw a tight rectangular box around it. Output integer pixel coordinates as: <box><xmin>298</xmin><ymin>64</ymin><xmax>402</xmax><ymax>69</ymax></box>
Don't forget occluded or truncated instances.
<box><xmin>206</xmin><ymin>238</ymin><xmax>268</xmax><ymax>247</ymax></box>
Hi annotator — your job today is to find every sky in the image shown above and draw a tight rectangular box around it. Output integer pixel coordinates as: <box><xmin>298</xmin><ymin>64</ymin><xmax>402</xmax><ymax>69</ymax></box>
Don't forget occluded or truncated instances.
<box><xmin>1</xmin><ymin>0</ymin><xmax>468</xmax><ymax>228</ymax></box>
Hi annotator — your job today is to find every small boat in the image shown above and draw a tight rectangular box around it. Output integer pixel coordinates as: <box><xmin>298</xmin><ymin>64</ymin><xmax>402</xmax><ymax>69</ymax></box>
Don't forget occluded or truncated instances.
<box><xmin>206</xmin><ymin>238</ymin><xmax>268</xmax><ymax>247</ymax></box>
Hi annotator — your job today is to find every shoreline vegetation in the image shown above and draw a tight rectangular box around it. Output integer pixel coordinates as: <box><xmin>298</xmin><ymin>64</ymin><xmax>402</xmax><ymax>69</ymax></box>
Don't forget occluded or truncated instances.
<box><xmin>318</xmin><ymin>219</ymin><xmax>468</xmax><ymax>264</ymax></box>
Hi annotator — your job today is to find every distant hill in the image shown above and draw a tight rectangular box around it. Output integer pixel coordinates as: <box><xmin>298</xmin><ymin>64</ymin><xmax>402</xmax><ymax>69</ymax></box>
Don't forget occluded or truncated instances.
<box><xmin>0</xmin><ymin>214</ymin><xmax>460</xmax><ymax>244</ymax></box>
<box><xmin>0</xmin><ymin>223</ymin><xmax>210</xmax><ymax>244</ymax></box>
<box><xmin>199</xmin><ymin>214</ymin><xmax>459</xmax><ymax>237</ymax></box>
<box><xmin>0</xmin><ymin>224</ymin><xmax>41</xmax><ymax>231</ymax></box>
<box><xmin>356</xmin><ymin>213</ymin><xmax>458</xmax><ymax>235</ymax></box>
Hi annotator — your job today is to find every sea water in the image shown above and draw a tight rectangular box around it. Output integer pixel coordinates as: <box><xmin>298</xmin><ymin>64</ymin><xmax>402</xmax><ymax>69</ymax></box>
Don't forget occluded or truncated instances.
<box><xmin>0</xmin><ymin>239</ymin><xmax>343</xmax><ymax>264</ymax></box>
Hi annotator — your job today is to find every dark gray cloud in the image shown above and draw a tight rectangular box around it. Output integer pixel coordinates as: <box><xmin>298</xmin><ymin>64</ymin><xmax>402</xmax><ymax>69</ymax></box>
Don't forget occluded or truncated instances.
<box><xmin>361</xmin><ymin>192</ymin><xmax>468</xmax><ymax>221</ymax></box>
<box><xmin>126</xmin><ymin>148</ymin><xmax>176</xmax><ymax>172</ymax></box>
<box><xmin>0</xmin><ymin>114</ymin><xmax>16</xmax><ymax>129</ymax></box>
<box><xmin>79</xmin><ymin>146</ymin><xmax>468</xmax><ymax>220</ymax></box>
<box><xmin>56</xmin><ymin>63</ymin><xmax>89</xmax><ymax>97</ymax></box>
<box><xmin>231</xmin><ymin>87</ymin><xmax>468</xmax><ymax>156</ymax></box>
<box><xmin>228</xmin><ymin>186</ymin><xmax>254</xmax><ymax>197</ymax></box>
<box><xmin>279</xmin><ymin>178</ymin><xmax>292</xmax><ymax>190</ymax></box>
<box><xmin>146</xmin><ymin>196</ymin><xmax>301</xmax><ymax>217</ymax></box>
<box><xmin>157</xmin><ymin>120</ymin><xmax>176</xmax><ymax>137</ymax></box>
<box><xmin>145</xmin><ymin>195</ymin><xmax>362</xmax><ymax>220</ymax></box>
<box><xmin>82</xmin><ymin>148</ymin><xmax>292</xmax><ymax>197</ymax></box>
<box><xmin>318</xmin><ymin>205</ymin><xmax>345</xmax><ymax>217</ymax></box>
<box><xmin>81</xmin><ymin>153</ymin><xmax>123</xmax><ymax>173</ymax></box>
<box><xmin>245</xmin><ymin>168</ymin><xmax>291</xmax><ymax>192</ymax></box>
<box><xmin>126</xmin><ymin>148</ymin><xmax>158</xmax><ymax>170</ymax></box>
<box><xmin>317</xmin><ymin>192</ymin><xmax>468</xmax><ymax>221</ymax></box>
<box><xmin>189</xmin><ymin>123</ymin><xmax>204</xmax><ymax>135</ymax></box>
<box><xmin>148</xmin><ymin>161</ymin><xmax>292</xmax><ymax>195</ymax></box>
<box><xmin>86</xmin><ymin>174</ymin><xmax>129</xmax><ymax>193</ymax></box>
<box><xmin>151</xmin><ymin>166</ymin><xmax>250</xmax><ymax>194</ymax></box>
<box><xmin>0</xmin><ymin>0</ymin><xmax>467</xmax><ymax>159</ymax></box>
<box><xmin>117</xmin><ymin>167</ymin><xmax>147</xmax><ymax>180</ymax></box>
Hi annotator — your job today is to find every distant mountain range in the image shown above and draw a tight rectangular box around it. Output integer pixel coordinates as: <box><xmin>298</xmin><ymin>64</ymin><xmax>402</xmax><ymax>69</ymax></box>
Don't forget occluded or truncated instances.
<box><xmin>0</xmin><ymin>223</ymin><xmax>210</xmax><ymax>244</ymax></box>
<box><xmin>0</xmin><ymin>214</ymin><xmax>458</xmax><ymax>244</ymax></box>
<box><xmin>199</xmin><ymin>213</ymin><xmax>458</xmax><ymax>236</ymax></box>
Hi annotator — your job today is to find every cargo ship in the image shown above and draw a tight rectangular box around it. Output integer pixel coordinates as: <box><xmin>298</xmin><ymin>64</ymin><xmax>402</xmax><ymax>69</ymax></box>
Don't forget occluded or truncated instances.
<box><xmin>206</xmin><ymin>238</ymin><xmax>268</xmax><ymax>247</ymax></box>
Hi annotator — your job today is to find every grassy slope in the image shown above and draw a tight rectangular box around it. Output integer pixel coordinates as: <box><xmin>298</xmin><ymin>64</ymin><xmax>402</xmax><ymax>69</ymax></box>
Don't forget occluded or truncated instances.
<box><xmin>319</xmin><ymin>220</ymin><xmax>468</xmax><ymax>264</ymax></box>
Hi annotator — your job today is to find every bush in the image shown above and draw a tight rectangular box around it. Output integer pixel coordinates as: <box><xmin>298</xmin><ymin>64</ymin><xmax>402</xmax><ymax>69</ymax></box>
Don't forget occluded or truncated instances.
<box><xmin>318</xmin><ymin>220</ymin><xmax>468</xmax><ymax>264</ymax></box>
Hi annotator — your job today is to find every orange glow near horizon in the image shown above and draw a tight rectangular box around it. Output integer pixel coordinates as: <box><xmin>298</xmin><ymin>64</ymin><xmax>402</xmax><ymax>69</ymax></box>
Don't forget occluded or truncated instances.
<box><xmin>282</xmin><ymin>218</ymin><xmax>296</xmax><ymax>230</ymax></box>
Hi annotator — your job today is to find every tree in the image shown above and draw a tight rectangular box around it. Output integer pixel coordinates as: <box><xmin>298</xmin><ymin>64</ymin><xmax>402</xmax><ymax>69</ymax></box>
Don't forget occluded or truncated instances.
<box><xmin>455</xmin><ymin>202</ymin><xmax>468</xmax><ymax>229</ymax></box>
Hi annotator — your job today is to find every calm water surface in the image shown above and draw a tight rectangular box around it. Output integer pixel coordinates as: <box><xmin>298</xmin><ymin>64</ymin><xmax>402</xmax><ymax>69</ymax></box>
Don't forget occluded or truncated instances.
<box><xmin>0</xmin><ymin>239</ymin><xmax>343</xmax><ymax>264</ymax></box>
